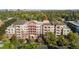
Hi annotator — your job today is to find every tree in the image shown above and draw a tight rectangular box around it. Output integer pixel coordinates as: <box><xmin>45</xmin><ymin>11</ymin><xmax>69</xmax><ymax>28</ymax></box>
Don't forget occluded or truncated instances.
<box><xmin>67</xmin><ymin>32</ymin><xmax>79</xmax><ymax>42</ymax></box>
<box><xmin>67</xmin><ymin>32</ymin><xmax>79</xmax><ymax>49</ymax></box>
<box><xmin>44</xmin><ymin>32</ymin><xmax>57</xmax><ymax>48</ymax></box>
<box><xmin>57</xmin><ymin>35</ymin><xmax>69</xmax><ymax>48</ymax></box>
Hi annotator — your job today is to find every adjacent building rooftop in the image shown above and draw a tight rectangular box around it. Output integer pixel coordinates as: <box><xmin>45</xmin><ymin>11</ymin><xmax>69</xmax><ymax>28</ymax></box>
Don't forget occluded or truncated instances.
<box><xmin>68</xmin><ymin>21</ymin><xmax>79</xmax><ymax>26</ymax></box>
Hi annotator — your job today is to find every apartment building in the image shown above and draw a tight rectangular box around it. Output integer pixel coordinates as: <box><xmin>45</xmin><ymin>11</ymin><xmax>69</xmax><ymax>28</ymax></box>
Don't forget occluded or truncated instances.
<box><xmin>5</xmin><ymin>20</ymin><xmax>71</xmax><ymax>39</ymax></box>
<box><xmin>54</xmin><ymin>21</ymin><xmax>64</xmax><ymax>35</ymax></box>
<box><xmin>5</xmin><ymin>20</ymin><xmax>28</xmax><ymax>39</ymax></box>
<box><xmin>42</xmin><ymin>20</ymin><xmax>54</xmax><ymax>34</ymax></box>
<box><xmin>14</xmin><ymin>20</ymin><xmax>28</xmax><ymax>39</ymax></box>
<box><xmin>5</xmin><ymin>25</ymin><xmax>15</xmax><ymax>39</ymax></box>
<box><xmin>28</xmin><ymin>20</ymin><xmax>38</xmax><ymax>39</ymax></box>
<box><xmin>27</xmin><ymin>20</ymin><xmax>43</xmax><ymax>39</ymax></box>
<box><xmin>63</xmin><ymin>25</ymin><xmax>71</xmax><ymax>35</ymax></box>
<box><xmin>5</xmin><ymin>20</ymin><xmax>43</xmax><ymax>39</ymax></box>
<box><xmin>50</xmin><ymin>21</ymin><xmax>71</xmax><ymax>36</ymax></box>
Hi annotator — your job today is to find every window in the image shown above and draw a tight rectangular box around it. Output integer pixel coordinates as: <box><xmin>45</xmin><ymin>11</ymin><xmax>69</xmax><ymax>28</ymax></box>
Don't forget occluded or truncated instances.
<box><xmin>45</xmin><ymin>30</ymin><xmax>47</xmax><ymax>31</ymax></box>
<box><xmin>67</xmin><ymin>30</ymin><xmax>69</xmax><ymax>32</ymax></box>
<box><xmin>48</xmin><ymin>27</ymin><xmax>50</xmax><ymax>28</ymax></box>
<box><xmin>57</xmin><ymin>32</ymin><xmax>60</xmax><ymax>34</ymax></box>
<box><xmin>9</xmin><ymin>32</ymin><xmax>10</xmax><ymax>33</ymax></box>
<box><xmin>45</xmin><ymin>27</ymin><xmax>47</xmax><ymax>28</ymax></box>
<box><xmin>57</xmin><ymin>30</ymin><xmax>60</xmax><ymax>31</ymax></box>
<box><xmin>17</xmin><ymin>31</ymin><xmax>20</xmax><ymax>33</ymax></box>
<box><xmin>57</xmin><ymin>26</ymin><xmax>60</xmax><ymax>28</ymax></box>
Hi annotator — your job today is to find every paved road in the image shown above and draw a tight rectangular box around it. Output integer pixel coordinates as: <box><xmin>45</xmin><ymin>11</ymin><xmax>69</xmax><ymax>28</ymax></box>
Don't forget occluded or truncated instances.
<box><xmin>3</xmin><ymin>17</ymin><xmax>13</xmax><ymax>22</ymax></box>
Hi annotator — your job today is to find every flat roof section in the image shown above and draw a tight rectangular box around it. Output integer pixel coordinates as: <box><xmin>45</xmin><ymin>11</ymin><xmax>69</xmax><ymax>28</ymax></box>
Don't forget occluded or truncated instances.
<box><xmin>68</xmin><ymin>21</ymin><xmax>79</xmax><ymax>27</ymax></box>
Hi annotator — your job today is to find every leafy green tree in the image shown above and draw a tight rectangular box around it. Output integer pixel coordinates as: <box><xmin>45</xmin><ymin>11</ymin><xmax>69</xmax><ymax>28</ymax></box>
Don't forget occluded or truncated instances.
<box><xmin>67</xmin><ymin>32</ymin><xmax>79</xmax><ymax>49</ymax></box>
<box><xmin>57</xmin><ymin>35</ymin><xmax>69</xmax><ymax>48</ymax></box>
<box><xmin>44</xmin><ymin>32</ymin><xmax>57</xmax><ymax>48</ymax></box>
<box><xmin>67</xmin><ymin>32</ymin><xmax>79</xmax><ymax>42</ymax></box>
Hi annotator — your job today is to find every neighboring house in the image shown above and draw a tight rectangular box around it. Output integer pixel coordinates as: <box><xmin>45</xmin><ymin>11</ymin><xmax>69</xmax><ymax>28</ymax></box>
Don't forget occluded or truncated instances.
<box><xmin>67</xmin><ymin>21</ymin><xmax>79</xmax><ymax>33</ymax></box>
